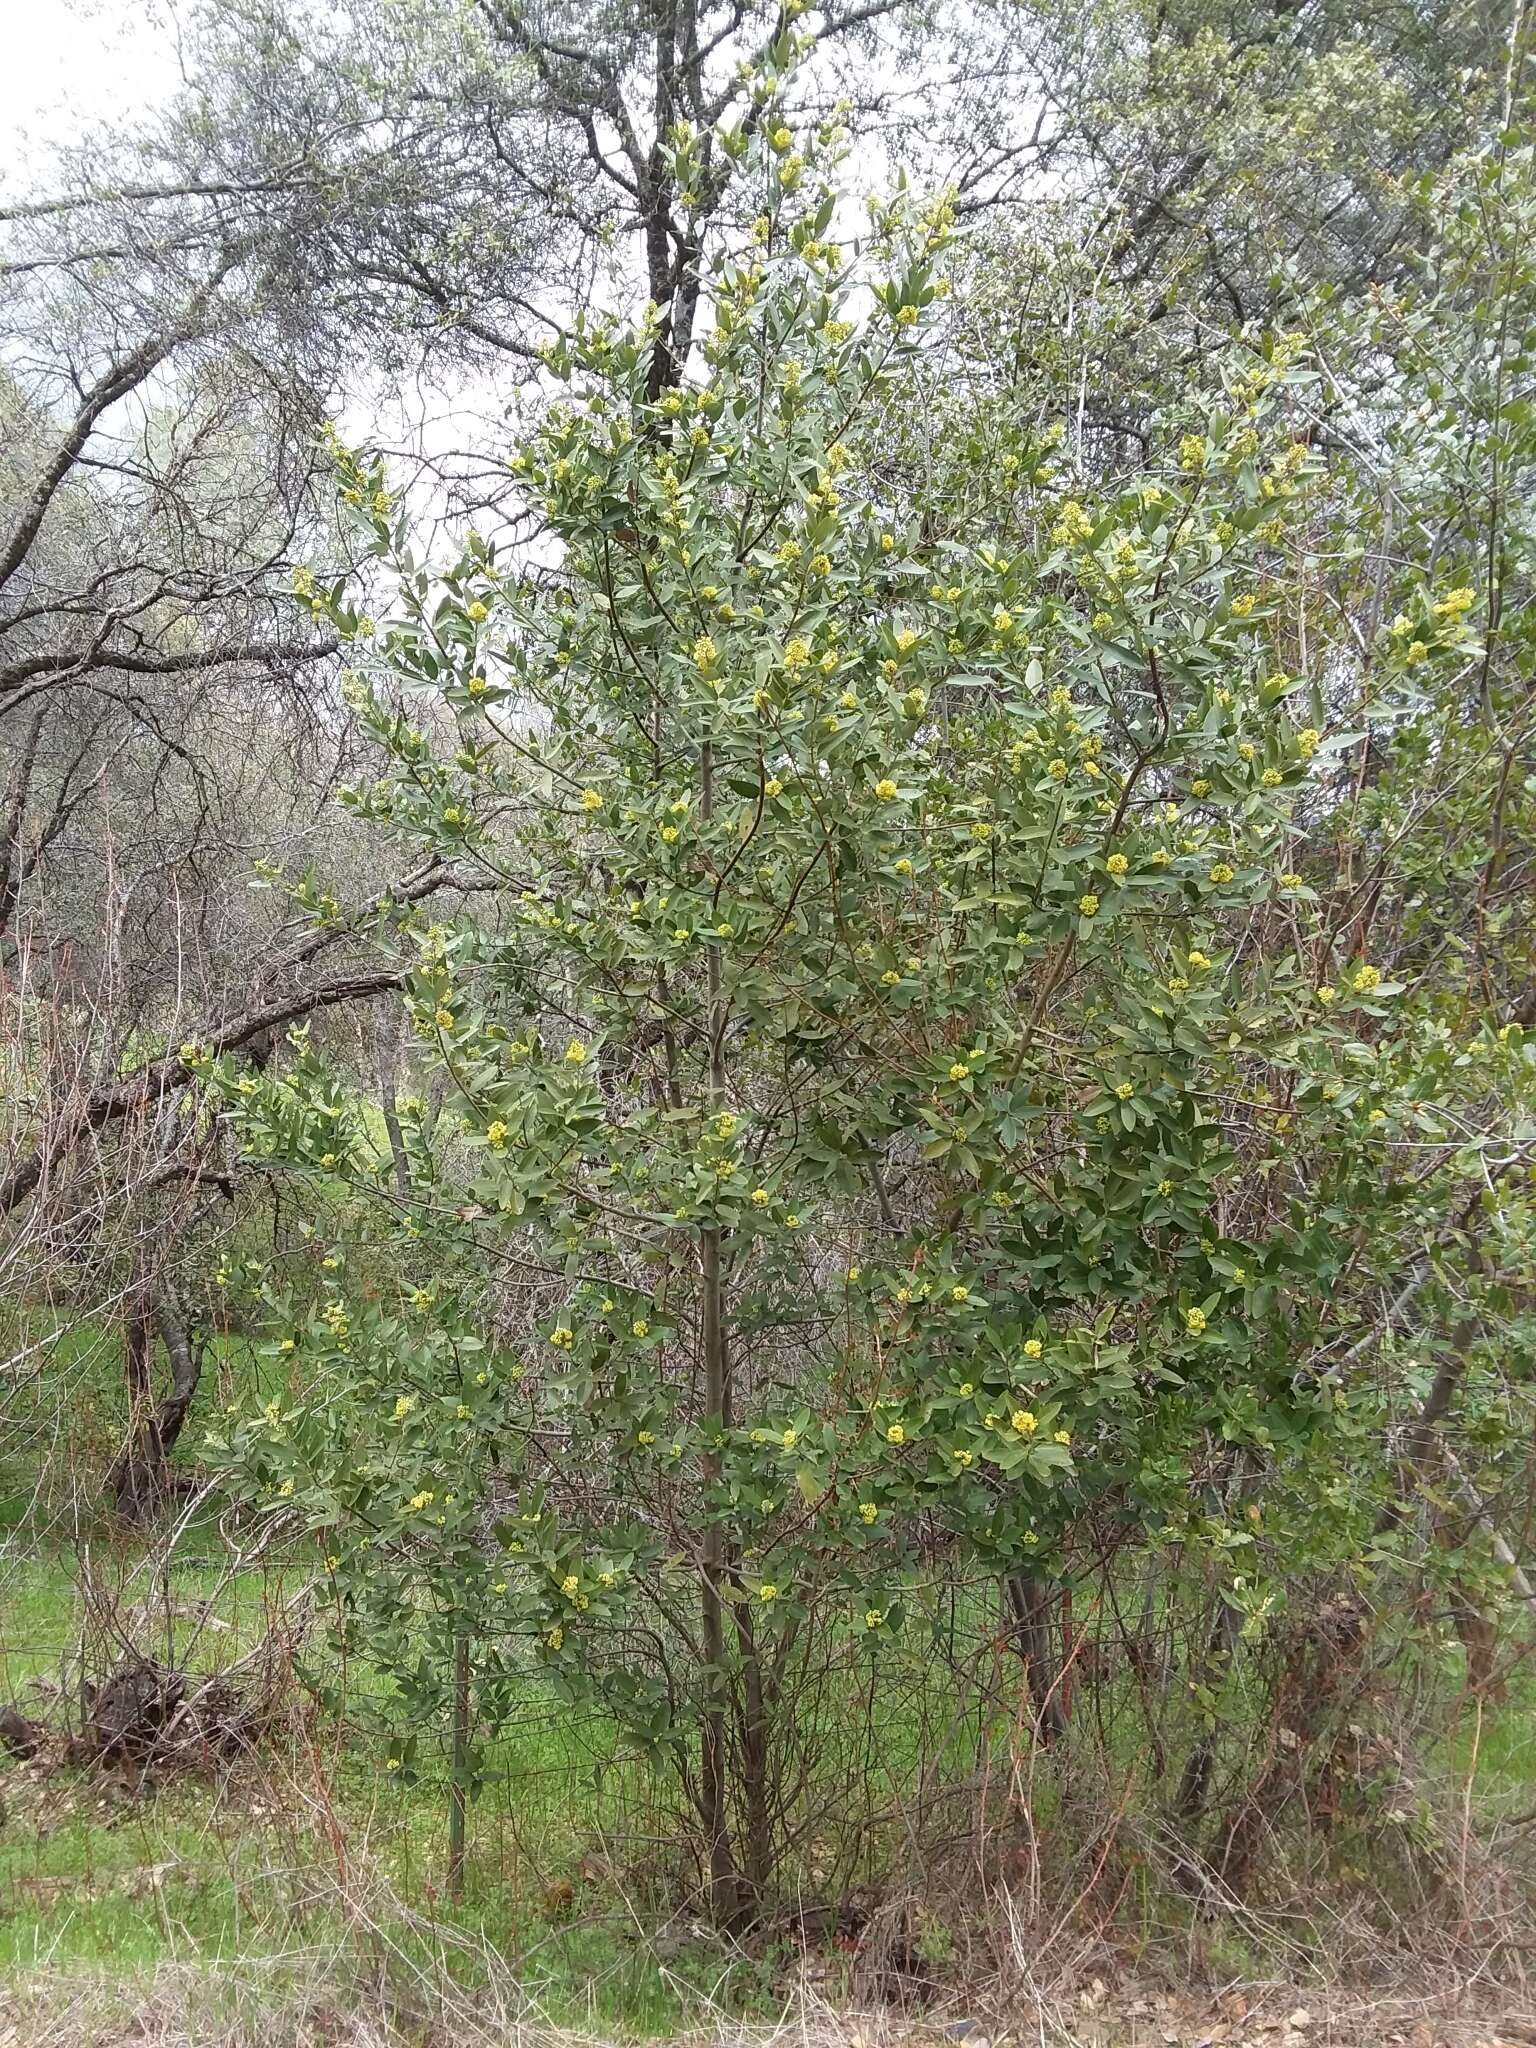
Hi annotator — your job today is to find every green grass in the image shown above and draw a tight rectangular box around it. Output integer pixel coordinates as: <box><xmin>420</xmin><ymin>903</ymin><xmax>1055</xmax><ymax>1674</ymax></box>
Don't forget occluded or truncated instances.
<box><xmin>0</xmin><ymin>1525</ymin><xmax>790</xmax><ymax>2031</ymax></box>
<box><xmin>0</xmin><ymin>1771</ymin><xmax>779</xmax><ymax>2031</ymax></box>
<box><xmin>5</xmin><ymin>1401</ymin><xmax>1535</xmax><ymax>2030</ymax></box>
<box><xmin>9</xmin><ymin>1521</ymin><xmax>1529</xmax><ymax>2029</ymax></box>
<box><xmin>0</xmin><ymin>1301</ymin><xmax>732</xmax><ymax>2027</ymax></box>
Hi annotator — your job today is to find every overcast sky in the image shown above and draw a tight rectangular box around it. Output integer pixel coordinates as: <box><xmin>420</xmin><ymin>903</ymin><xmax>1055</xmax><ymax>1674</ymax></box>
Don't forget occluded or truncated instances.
<box><xmin>0</xmin><ymin>0</ymin><xmax>181</xmax><ymax>191</ymax></box>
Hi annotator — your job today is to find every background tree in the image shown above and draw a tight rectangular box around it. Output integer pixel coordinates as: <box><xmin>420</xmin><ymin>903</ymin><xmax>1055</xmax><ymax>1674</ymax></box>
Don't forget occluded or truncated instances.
<box><xmin>0</xmin><ymin>0</ymin><xmax>1053</xmax><ymax>1498</ymax></box>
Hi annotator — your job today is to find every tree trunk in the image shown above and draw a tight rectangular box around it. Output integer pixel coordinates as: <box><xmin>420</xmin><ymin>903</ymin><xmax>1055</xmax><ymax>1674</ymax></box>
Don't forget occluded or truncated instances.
<box><xmin>734</xmin><ymin>1605</ymin><xmax>774</xmax><ymax>1904</ymax></box>
<box><xmin>1207</xmin><ymin>1594</ymin><xmax>1368</xmax><ymax>1893</ymax></box>
<box><xmin>106</xmin><ymin>1292</ymin><xmax>205</xmax><ymax>1518</ymax></box>
<box><xmin>1174</xmin><ymin>1596</ymin><xmax>1244</xmax><ymax>1826</ymax></box>
<box><xmin>375</xmin><ymin>1009</ymin><xmax>413</xmax><ymax>1201</ymax></box>
<box><xmin>1004</xmin><ymin>1569</ymin><xmax>1068</xmax><ymax>1744</ymax></box>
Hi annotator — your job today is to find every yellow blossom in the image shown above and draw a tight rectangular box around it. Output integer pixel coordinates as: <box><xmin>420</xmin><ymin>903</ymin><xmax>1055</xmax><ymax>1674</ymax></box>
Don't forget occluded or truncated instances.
<box><xmin>580</xmin><ymin>788</ymin><xmax>603</xmax><ymax>811</ymax></box>
<box><xmin>885</xmin><ymin>1423</ymin><xmax>906</xmax><ymax>1445</ymax></box>
<box><xmin>1185</xmin><ymin>1307</ymin><xmax>1207</xmax><ymax>1334</ymax></box>
<box><xmin>1011</xmin><ymin>1409</ymin><xmax>1037</xmax><ymax>1435</ymax></box>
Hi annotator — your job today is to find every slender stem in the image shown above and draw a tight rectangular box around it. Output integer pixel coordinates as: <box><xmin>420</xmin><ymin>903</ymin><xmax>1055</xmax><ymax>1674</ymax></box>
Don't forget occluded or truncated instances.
<box><xmin>697</xmin><ymin>735</ymin><xmax>738</xmax><ymax>1924</ymax></box>
<box><xmin>447</xmin><ymin>1632</ymin><xmax>470</xmax><ymax>1903</ymax></box>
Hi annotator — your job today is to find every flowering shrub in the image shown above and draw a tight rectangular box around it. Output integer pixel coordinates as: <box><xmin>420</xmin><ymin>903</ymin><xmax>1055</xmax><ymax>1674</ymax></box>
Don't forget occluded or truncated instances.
<box><xmin>203</xmin><ymin>89</ymin><xmax>1536</xmax><ymax>1915</ymax></box>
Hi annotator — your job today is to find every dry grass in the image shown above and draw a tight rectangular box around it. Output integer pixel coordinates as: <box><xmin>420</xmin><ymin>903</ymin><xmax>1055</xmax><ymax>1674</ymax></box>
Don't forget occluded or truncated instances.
<box><xmin>3</xmin><ymin>1843</ymin><xmax>1535</xmax><ymax>2048</ymax></box>
<box><xmin>4</xmin><ymin>1973</ymin><xmax>1536</xmax><ymax>2048</ymax></box>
